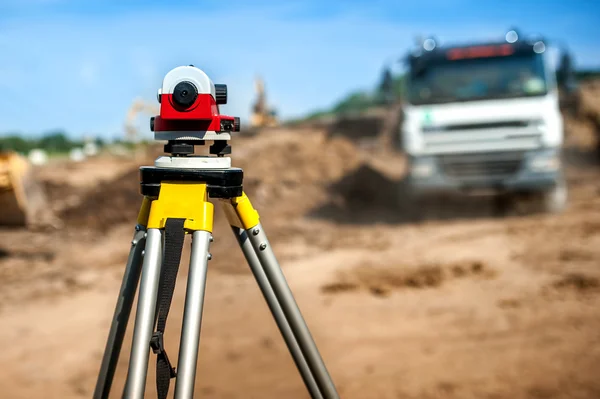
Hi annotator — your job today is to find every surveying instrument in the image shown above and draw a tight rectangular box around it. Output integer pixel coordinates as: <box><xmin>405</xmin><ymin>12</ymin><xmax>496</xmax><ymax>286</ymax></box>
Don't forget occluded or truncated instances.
<box><xmin>93</xmin><ymin>66</ymin><xmax>340</xmax><ymax>399</ymax></box>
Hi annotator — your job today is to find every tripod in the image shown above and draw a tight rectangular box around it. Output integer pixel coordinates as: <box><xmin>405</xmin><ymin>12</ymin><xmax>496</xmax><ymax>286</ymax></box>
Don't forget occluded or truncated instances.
<box><xmin>93</xmin><ymin>160</ymin><xmax>340</xmax><ymax>398</ymax></box>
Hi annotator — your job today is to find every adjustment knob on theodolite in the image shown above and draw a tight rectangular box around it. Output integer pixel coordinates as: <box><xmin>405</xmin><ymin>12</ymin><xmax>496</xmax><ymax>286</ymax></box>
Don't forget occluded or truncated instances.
<box><xmin>215</xmin><ymin>84</ymin><xmax>227</xmax><ymax>105</ymax></box>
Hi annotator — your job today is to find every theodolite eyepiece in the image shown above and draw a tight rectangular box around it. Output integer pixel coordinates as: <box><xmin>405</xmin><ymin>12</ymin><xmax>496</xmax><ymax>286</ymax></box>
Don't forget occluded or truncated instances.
<box><xmin>172</xmin><ymin>81</ymin><xmax>198</xmax><ymax>109</ymax></box>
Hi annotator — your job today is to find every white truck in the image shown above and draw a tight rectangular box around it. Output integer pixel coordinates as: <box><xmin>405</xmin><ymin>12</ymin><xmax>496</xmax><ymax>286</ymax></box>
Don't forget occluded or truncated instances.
<box><xmin>401</xmin><ymin>30</ymin><xmax>574</xmax><ymax>213</ymax></box>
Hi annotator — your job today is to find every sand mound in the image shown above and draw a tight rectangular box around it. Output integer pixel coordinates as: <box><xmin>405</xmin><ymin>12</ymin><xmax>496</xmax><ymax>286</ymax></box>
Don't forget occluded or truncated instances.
<box><xmin>236</xmin><ymin>129</ymin><xmax>362</xmax><ymax>185</ymax></box>
<box><xmin>233</xmin><ymin>130</ymin><xmax>410</xmax><ymax>224</ymax></box>
<box><xmin>60</xmin><ymin>168</ymin><xmax>142</xmax><ymax>232</ymax></box>
<box><xmin>327</xmin><ymin>164</ymin><xmax>401</xmax><ymax>208</ymax></box>
<box><xmin>564</xmin><ymin>80</ymin><xmax>600</xmax><ymax>151</ymax></box>
<box><xmin>326</xmin><ymin>113</ymin><xmax>385</xmax><ymax>142</ymax></box>
<box><xmin>307</xmin><ymin>163</ymin><xmax>413</xmax><ymax>224</ymax></box>
<box><xmin>229</xmin><ymin>129</ymin><xmax>367</xmax><ymax>219</ymax></box>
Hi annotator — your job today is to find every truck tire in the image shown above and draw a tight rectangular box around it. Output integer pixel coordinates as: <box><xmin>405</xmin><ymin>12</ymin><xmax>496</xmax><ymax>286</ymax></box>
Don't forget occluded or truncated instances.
<box><xmin>492</xmin><ymin>193</ymin><xmax>513</xmax><ymax>217</ymax></box>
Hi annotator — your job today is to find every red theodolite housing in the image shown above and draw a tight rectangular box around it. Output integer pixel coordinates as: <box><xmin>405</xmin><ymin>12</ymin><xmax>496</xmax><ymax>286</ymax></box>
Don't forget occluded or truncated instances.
<box><xmin>151</xmin><ymin>65</ymin><xmax>240</xmax><ymax>144</ymax></box>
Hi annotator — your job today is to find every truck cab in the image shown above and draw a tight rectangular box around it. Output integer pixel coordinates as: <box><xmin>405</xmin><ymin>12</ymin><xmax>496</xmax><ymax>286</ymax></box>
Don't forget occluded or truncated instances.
<box><xmin>401</xmin><ymin>31</ymin><xmax>568</xmax><ymax>213</ymax></box>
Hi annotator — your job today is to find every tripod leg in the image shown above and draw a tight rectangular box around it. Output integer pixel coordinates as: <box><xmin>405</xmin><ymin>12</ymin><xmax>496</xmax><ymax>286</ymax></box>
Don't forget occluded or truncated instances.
<box><xmin>123</xmin><ymin>228</ymin><xmax>163</xmax><ymax>399</ymax></box>
<box><xmin>93</xmin><ymin>225</ymin><xmax>147</xmax><ymax>399</ymax></box>
<box><xmin>232</xmin><ymin>226</ymin><xmax>323</xmax><ymax>399</ymax></box>
<box><xmin>222</xmin><ymin>193</ymin><xmax>339</xmax><ymax>398</ymax></box>
<box><xmin>245</xmin><ymin>223</ymin><xmax>339</xmax><ymax>399</ymax></box>
<box><xmin>173</xmin><ymin>230</ymin><xmax>212</xmax><ymax>399</ymax></box>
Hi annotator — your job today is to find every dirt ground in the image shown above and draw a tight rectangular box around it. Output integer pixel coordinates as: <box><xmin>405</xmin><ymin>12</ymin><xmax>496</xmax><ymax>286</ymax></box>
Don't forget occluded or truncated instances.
<box><xmin>2</xmin><ymin>102</ymin><xmax>600</xmax><ymax>398</ymax></box>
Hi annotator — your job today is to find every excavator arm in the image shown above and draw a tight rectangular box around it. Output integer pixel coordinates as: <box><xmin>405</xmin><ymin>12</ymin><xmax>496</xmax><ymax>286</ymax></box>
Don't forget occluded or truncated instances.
<box><xmin>250</xmin><ymin>76</ymin><xmax>279</xmax><ymax>128</ymax></box>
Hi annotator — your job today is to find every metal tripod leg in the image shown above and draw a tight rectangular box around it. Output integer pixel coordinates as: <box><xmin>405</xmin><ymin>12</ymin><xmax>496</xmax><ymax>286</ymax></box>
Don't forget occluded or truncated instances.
<box><xmin>123</xmin><ymin>228</ymin><xmax>163</xmax><ymax>399</ymax></box>
<box><xmin>93</xmin><ymin>225</ymin><xmax>147</xmax><ymax>399</ymax></box>
<box><xmin>174</xmin><ymin>230</ymin><xmax>212</xmax><ymax>399</ymax></box>
<box><xmin>244</xmin><ymin>223</ymin><xmax>340</xmax><ymax>399</ymax></box>
<box><xmin>232</xmin><ymin>226</ymin><xmax>323</xmax><ymax>399</ymax></box>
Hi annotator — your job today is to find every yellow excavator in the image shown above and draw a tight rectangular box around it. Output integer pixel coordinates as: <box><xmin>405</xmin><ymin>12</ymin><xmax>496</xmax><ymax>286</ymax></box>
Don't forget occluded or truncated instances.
<box><xmin>0</xmin><ymin>150</ymin><xmax>53</xmax><ymax>227</ymax></box>
<box><xmin>250</xmin><ymin>76</ymin><xmax>279</xmax><ymax>128</ymax></box>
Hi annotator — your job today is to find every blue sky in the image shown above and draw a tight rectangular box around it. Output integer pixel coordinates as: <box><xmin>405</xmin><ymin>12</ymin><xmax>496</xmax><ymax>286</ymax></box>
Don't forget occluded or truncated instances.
<box><xmin>0</xmin><ymin>0</ymin><xmax>598</xmax><ymax>140</ymax></box>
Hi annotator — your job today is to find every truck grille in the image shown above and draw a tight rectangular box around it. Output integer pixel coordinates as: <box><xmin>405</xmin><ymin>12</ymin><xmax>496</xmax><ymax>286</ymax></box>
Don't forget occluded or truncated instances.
<box><xmin>439</xmin><ymin>152</ymin><xmax>524</xmax><ymax>179</ymax></box>
<box><xmin>425</xmin><ymin>120</ymin><xmax>529</xmax><ymax>132</ymax></box>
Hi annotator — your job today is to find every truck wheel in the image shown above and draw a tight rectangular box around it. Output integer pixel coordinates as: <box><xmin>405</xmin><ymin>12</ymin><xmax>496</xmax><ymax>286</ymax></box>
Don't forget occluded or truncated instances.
<box><xmin>539</xmin><ymin>178</ymin><xmax>568</xmax><ymax>214</ymax></box>
<box><xmin>492</xmin><ymin>193</ymin><xmax>513</xmax><ymax>217</ymax></box>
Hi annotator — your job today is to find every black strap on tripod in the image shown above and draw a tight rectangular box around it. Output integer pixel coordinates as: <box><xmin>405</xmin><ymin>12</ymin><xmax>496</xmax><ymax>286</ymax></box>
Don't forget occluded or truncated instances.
<box><xmin>150</xmin><ymin>218</ymin><xmax>186</xmax><ymax>399</ymax></box>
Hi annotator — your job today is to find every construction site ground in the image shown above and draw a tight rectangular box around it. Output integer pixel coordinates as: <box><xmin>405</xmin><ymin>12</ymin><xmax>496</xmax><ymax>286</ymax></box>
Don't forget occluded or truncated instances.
<box><xmin>2</xmin><ymin>105</ymin><xmax>600</xmax><ymax>398</ymax></box>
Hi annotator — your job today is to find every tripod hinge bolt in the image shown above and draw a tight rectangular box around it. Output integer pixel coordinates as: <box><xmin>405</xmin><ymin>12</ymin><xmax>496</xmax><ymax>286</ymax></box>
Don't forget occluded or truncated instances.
<box><xmin>207</xmin><ymin>253</ymin><xmax>212</xmax><ymax>260</ymax></box>
<box><xmin>252</xmin><ymin>228</ymin><xmax>260</xmax><ymax>236</ymax></box>
<box><xmin>259</xmin><ymin>243</ymin><xmax>267</xmax><ymax>251</ymax></box>
<box><xmin>209</xmin><ymin>235</ymin><xmax>214</xmax><ymax>242</ymax></box>
<box><xmin>144</xmin><ymin>233</ymin><xmax>148</xmax><ymax>238</ymax></box>
<box><xmin>135</xmin><ymin>225</ymin><xmax>141</xmax><ymax>231</ymax></box>
<box><xmin>131</xmin><ymin>240</ymin><xmax>138</xmax><ymax>246</ymax></box>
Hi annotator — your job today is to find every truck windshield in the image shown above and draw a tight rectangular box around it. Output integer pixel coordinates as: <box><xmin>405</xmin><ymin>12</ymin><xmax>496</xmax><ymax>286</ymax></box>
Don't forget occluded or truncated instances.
<box><xmin>407</xmin><ymin>53</ymin><xmax>548</xmax><ymax>105</ymax></box>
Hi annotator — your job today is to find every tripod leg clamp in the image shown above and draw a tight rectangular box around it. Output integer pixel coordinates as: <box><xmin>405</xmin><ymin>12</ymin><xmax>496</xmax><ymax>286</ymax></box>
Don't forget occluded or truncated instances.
<box><xmin>220</xmin><ymin>192</ymin><xmax>260</xmax><ymax>230</ymax></box>
<box><xmin>147</xmin><ymin>182</ymin><xmax>214</xmax><ymax>232</ymax></box>
<box><xmin>137</xmin><ymin>196</ymin><xmax>152</xmax><ymax>226</ymax></box>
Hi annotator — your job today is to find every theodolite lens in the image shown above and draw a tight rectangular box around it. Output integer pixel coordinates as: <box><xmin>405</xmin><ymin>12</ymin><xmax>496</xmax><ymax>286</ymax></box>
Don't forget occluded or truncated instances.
<box><xmin>172</xmin><ymin>81</ymin><xmax>198</xmax><ymax>109</ymax></box>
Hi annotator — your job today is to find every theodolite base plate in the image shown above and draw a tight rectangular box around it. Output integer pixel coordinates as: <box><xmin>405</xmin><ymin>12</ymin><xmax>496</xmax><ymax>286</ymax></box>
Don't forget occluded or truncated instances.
<box><xmin>155</xmin><ymin>155</ymin><xmax>231</xmax><ymax>169</ymax></box>
<box><xmin>139</xmin><ymin>166</ymin><xmax>243</xmax><ymax>198</ymax></box>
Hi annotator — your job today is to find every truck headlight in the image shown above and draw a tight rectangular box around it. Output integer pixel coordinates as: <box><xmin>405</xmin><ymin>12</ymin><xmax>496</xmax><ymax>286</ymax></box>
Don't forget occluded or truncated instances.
<box><xmin>530</xmin><ymin>119</ymin><xmax>547</xmax><ymax>133</ymax></box>
<box><xmin>410</xmin><ymin>158</ymin><xmax>435</xmax><ymax>178</ymax></box>
<box><xmin>529</xmin><ymin>152</ymin><xmax>560</xmax><ymax>172</ymax></box>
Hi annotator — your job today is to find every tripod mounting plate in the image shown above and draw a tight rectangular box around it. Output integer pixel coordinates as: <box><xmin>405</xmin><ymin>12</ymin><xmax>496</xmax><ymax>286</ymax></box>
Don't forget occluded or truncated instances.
<box><xmin>140</xmin><ymin>166</ymin><xmax>243</xmax><ymax>198</ymax></box>
<box><xmin>155</xmin><ymin>155</ymin><xmax>231</xmax><ymax>169</ymax></box>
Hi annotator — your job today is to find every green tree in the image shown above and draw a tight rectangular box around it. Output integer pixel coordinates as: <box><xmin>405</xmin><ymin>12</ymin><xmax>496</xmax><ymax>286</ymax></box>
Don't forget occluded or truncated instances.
<box><xmin>332</xmin><ymin>91</ymin><xmax>374</xmax><ymax>114</ymax></box>
<box><xmin>94</xmin><ymin>137</ymin><xmax>106</xmax><ymax>147</ymax></box>
<box><xmin>0</xmin><ymin>135</ymin><xmax>35</xmax><ymax>153</ymax></box>
<box><xmin>38</xmin><ymin>131</ymin><xmax>71</xmax><ymax>152</ymax></box>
